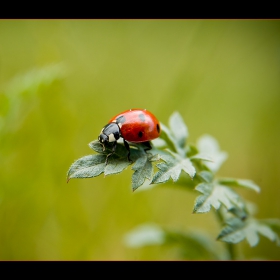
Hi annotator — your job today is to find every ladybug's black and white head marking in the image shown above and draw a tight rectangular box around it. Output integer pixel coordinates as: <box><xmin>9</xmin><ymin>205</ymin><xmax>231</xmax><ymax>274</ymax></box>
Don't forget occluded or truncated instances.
<box><xmin>98</xmin><ymin>122</ymin><xmax>121</xmax><ymax>152</ymax></box>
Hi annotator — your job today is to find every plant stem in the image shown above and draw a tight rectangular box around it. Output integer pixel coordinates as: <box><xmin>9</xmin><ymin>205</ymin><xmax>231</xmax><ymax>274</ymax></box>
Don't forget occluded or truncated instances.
<box><xmin>215</xmin><ymin>208</ymin><xmax>236</xmax><ymax>260</ymax></box>
<box><xmin>226</xmin><ymin>243</ymin><xmax>235</xmax><ymax>260</ymax></box>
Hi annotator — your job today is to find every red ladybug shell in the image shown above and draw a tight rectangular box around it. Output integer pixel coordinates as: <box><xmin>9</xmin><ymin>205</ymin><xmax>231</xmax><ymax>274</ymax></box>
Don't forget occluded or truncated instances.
<box><xmin>108</xmin><ymin>109</ymin><xmax>161</xmax><ymax>143</ymax></box>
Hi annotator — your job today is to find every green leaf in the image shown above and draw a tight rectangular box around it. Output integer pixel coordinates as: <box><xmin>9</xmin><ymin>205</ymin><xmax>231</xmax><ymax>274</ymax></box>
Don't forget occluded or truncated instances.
<box><xmin>217</xmin><ymin>218</ymin><xmax>280</xmax><ymax>247</ymax></box>
<box><xmin>193</xmin><ymin>183</ymin><xmax>246</xmax><ymax>214</ymax></box>
<box><xmin>261</xmin><ymin>218</ymin><xmax>280</xmax><ymax>233</ymax></box>
<box><xmin>67</xmin><ymin>154</ymin><xmax>106</xmax><ymax>182</ymax></box>
<box><xmin>6</xmin><ymin>62</ymin><xmax>66</xmax><ymax>98</ymax></box>
<box><xmin>148</xmin><ymin>153</ymin><xmax>162</xmax><ymax>162</ymax></box>
<box><xmin>69</xmin><ymin>139</ymin><xmax>163</xmax><ymax>190</ymax></box>
<box><xmin>151</xmin><ymin>138</ymin><xmax>167</xmax><ymax>149</ymax></box>
<box><xmin>158</xmin><ymin>123</ymin><xmax>177</xmax><ymax>154</ymax></box>
<box><xmin>169</xmin><ymin>111</ymin><xmax>188</xmax><ymax>149</ymax></box>
<box><xmin>104</xmin><ymin>157</ymin><xmax>131</xmax><ymax>176</ymax></box>
<box><xmin>123</xmin><ymin>224</ymin><xmax>165</xmax><ymax>247</ymax></box>
<box><xmin>158</xmin><ymin>112</ymin><xmax>188</xmax><ymax>157</ymax></box>
<box><xmin>218</xmin><ymin>178</ymin><xmax>260</xmax><ymax>193</ymax></box>
<box><xmin>227</xmin><ymin>207</ymin><xmax>248</xmax><ymax>221</ymax></box>
<box><xmin>131</xmin><ymin>154</ymin><xmax>154</xmax><ymax>191</ymax></box>
<box><xmin>151</xmin><ymin>152</ymin><xmax>196</xmax><ymax>184</ymax></box>
<box><xmin>198</xmin><ymin>171</ymin><xmax>214</xmax><ymax>183</ymax></box>
<box><xmin>190</xmin><ymin>153</ymin><xmax>214</xmax><ymax>162</ymax></box>
<box><xmin>197</xmin><ymin>134</ymin><xmax>228</xmax><ymax>173</ymax></box>
<box><xmin>88</xmin><ymin>140</ymin><xmax>105</xmax><ymax>153</ymax></box>
<box><xmin>123</xmin><ymin>223</ymin><xmax>228</xmax><ymax>260</ymax></box>
<box><xmin>165</xmin><ymin>229</ymin><xmax>228</xmax><ymax>260</ymax></box>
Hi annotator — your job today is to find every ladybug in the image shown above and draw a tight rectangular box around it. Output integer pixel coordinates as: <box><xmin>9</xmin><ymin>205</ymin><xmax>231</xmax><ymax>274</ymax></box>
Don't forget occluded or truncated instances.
<box><xmin>98</xmin><ymin>109</ymin><xmax>161</xmax><ymax>164</ymax></box>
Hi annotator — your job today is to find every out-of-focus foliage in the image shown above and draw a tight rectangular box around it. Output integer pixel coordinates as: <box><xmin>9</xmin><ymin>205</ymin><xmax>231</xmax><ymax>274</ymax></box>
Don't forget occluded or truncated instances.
<box><xmin>123</xmin><ymin>223</ymin><xmax>229</xmax><ymax>260</ymax></box>
<box><xmin>0</xmin><ymin>20</ymin><xmax>280</xmax><ymax>260</ymax></box>
<box><xmin>0</xmin><ymin>63</ymin><xmax>66</xmax><ymax>133</ymax></box>
<box><xmin>217</xmin><ymin>217</ymin><xmax>280</xmax><ymax>247</ymax></box>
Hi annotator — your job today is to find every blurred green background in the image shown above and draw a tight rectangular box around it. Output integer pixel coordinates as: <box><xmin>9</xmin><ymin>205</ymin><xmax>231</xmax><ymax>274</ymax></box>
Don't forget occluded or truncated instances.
<box><xmin>0</xmin><ymin>19</ymin><xmax>280</xmax><ymax>260</ymax></box>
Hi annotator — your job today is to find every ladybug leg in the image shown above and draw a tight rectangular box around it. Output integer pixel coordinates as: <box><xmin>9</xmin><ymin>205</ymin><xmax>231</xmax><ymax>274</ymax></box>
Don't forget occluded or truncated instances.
<box><xmin>123</xmin><ymin>139</ymin><xmax>132</xmax><ymax>162</ymax></box>
<box><xmin>105</xmin><ymin>141</ymin><xmax>117</xmax><ymax>165</ymax></box>
<box><xmin>143</xmin><ymin>141</ymin><xmax>152</xmax><ymax>152</ymax></box>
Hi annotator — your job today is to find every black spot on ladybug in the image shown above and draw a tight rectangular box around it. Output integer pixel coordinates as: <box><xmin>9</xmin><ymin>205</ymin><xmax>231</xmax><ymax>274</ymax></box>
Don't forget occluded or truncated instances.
<box><xmin>138</xmin><ymin>131</ymin><xmax>143</xmax><ymax>138</ymax></box>
<box><xmin>116</xmin><ymin>115</ymin><xmax>126</xmax><ymax>124</ymax></box>
<box><xmin>157</xmin><ymin>124</ymin><xmax>160</xmax><ymax>133</ymax></box>
<box><xmin>138</xmin><ymin>113</ymin><xmax>146</xmax><ymax>122</ymax></box>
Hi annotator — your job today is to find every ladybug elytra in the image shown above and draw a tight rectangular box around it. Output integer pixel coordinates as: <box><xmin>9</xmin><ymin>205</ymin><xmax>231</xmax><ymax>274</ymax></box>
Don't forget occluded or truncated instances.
<box><xmin>98</xmin><ymin>109</ymin><xmax>161</xmax><ymax>164</ymax></box>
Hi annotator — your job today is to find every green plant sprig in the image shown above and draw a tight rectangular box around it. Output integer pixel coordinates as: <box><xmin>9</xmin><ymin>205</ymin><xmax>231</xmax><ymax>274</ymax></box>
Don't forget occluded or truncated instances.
<box><xmin>67</xmin><ymin>111</ymin><xmax>280</xmax><ymax>259</ymax></box>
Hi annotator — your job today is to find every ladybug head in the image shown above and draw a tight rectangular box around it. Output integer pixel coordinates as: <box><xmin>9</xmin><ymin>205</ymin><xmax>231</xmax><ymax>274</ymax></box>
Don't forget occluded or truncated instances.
<box><xmin>98</xmin><ymin>132</ymin><xmax>109</xmax><ymax>151</ymax></box>
<box><xmin>98</xmin><ymin>122</ymin><xmax>121</xmax><ymax>151</ymax></box>
<box><xmin>98</xmin><ymin>133</ymin><xmax>108</xmax><ymax>143</ymax></box>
